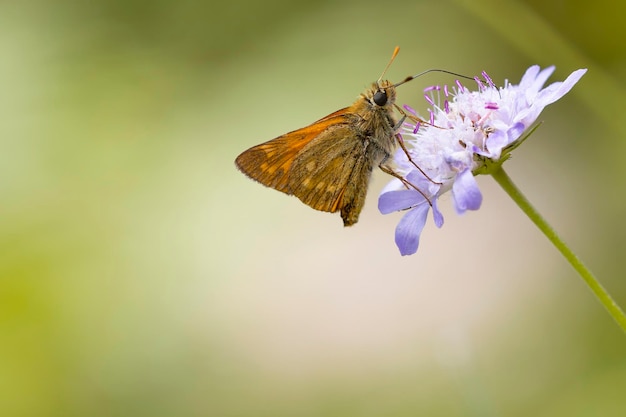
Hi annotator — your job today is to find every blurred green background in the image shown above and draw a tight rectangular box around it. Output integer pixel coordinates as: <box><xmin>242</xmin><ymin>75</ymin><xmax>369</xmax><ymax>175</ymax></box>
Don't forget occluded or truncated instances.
<box><xmin>1</xmin><ymin>0</ymin><xmax>625</xmax><ymax>416</ymax></box>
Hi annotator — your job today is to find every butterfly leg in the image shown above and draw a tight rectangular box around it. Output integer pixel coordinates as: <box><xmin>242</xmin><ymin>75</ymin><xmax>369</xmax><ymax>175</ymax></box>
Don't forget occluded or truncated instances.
<box><xmin>378</xmin><ymin>158</ymin><xmax>432</xmax><ymax>206</ymax></box>
<box><xmin>393</xmin><ymin>104</ymin><xmax>428</xmax><ymax>127</ymax></box>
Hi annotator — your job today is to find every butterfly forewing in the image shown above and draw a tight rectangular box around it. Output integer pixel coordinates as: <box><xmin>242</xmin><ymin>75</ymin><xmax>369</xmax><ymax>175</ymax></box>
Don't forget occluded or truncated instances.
<box><xmin>235</xmin><ymin>111</ymin><xmax>351</xmax><ymax>194</ymax></box>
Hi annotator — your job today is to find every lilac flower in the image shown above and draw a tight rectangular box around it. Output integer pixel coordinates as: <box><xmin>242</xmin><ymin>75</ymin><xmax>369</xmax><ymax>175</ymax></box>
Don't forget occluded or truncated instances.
<box><xmin>379</xmin><ymin>65</ymin><xmax>587</xmax><ymax>255</ymax></box>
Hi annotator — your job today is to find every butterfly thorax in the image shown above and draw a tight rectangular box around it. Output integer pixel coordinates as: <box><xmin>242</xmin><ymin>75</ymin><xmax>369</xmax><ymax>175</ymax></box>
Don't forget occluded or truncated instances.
<box><xmin>350</xmin><ymin>81</ymin><xmax>399</xmax><ymax>158</ymax></box>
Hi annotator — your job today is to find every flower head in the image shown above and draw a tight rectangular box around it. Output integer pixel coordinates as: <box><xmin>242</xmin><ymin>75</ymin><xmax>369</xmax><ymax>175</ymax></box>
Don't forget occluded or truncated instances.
<box><xmin>379</xmin><ymin>65</ymin><xmax>587</xmax><ymax>255</ymax></box>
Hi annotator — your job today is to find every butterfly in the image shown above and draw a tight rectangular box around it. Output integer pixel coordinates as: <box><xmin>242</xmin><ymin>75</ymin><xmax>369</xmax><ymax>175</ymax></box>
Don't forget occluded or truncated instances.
<box><xmin>236</xmin><ymin>48</ymin><xmax>459</xmax><ymax>226</ymax></box>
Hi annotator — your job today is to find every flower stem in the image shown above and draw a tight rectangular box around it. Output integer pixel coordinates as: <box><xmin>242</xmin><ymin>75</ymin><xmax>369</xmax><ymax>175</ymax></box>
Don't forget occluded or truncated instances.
<box><xmin>491</xmin><ymin>167</ymin><xmax>626</xmax><ymax>332</ymax></box>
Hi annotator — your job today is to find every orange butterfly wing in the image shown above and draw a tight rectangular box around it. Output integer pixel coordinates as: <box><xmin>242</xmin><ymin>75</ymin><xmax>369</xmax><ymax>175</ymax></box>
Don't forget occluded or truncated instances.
<box><xmin>235</xmin><ymin>108</ymin><xmax>353</xmax><ymax>194</ymax></box>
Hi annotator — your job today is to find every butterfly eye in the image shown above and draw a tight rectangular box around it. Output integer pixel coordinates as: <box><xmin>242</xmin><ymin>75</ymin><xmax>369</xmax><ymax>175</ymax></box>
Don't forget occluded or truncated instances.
<box><xmin>373</xmin><ymin>90</ymin><xmax>387</xmax><ymax>106</ymax></box>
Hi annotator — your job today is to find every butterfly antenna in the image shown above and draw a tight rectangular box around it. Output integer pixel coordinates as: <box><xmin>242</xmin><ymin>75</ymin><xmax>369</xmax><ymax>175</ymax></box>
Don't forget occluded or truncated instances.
<box><xmin>393</xmin><ymin>69</ymin><xmax>477</xmax><ymax>88</ymax></box>
<box><xmin>377</xmin><ymin>46</ymin><xmax>400</xmax><ymax>84</ymax></box>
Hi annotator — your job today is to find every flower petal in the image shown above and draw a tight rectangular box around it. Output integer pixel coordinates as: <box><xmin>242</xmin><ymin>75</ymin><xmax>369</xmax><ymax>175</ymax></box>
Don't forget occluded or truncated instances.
<box><xmin>485</xmin><ymin>122</ymin><xmax>525</xmax><ymax>159</ymax></box>
<box><xmin>378</xmin><ymin>189</ymin><xmax>426</xmax><ymax>214</ymax></box>
<box><xmin>517</xmin><ymin>69</ymin><xmax>587</xmax><ymax>127</ymax></box>
<box><xmin>432</xmin><ymin>198</ymin><xmax>444</xmax><ymax>228</ymax></box>
<box><xmin>380</xmin><ymin>177</ymin><xmax>405</xmax><ymax>194</ymax></box>
<box><xmin>395</xmin><ymin>203</ymin><xmax>430</xmax><ymax>256</ymax></box>
<box><xmin>518</xmin><ymin>65</ymin><xmax>541</xmax><ymax>88</ymax></box>
<box><xmin>535</xmin><ymin>68</ymin><xmax>587</xmax><ymax>107</ymax></box>
<box><xmin>527</xmin><ymin>66</ymin><xmax>555</xmax><ymax>95</ymax></box>
<box><xmin>452</xmin><ymin>169</ymin><xmax>482</xmax><ymax>214</ymax></box>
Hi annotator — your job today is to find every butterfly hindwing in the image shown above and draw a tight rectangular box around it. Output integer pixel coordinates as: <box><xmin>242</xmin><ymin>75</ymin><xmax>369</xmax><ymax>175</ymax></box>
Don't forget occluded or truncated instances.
<box><xmin>288</xmin><ymin>124</ymin><xmax>375</xmax><ymax>226</ymax></box>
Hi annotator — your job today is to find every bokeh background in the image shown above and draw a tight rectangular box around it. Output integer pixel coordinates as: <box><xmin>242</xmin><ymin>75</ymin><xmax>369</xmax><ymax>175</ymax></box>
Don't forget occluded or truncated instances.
<box><xmin>2</xmin><ymin>0</ymin><xmax>625</xmax><ymax>416</ymax></box>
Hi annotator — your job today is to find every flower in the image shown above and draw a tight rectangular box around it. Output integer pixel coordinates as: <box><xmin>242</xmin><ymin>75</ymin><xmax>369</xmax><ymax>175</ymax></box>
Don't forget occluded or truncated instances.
<box><xmin>379</xmin><ymin>65</ymin><xmax>587</xmax><ymax>256</ymax></box>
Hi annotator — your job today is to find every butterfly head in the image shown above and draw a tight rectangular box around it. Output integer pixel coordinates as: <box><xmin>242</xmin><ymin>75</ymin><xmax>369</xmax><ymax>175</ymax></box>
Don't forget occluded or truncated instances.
<box><xmin>366</xmin><ymin>80</ymin><xmax>396</xmax><ymax>109</ymax></box>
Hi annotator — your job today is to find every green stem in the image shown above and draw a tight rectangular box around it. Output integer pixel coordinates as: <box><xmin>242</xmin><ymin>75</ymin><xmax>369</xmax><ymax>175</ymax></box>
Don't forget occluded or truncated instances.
<box><xmin>491</xmin><ymin>166</ymin><xmax>626</xmax><ymax>333</ymax></box>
